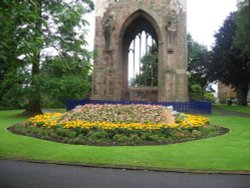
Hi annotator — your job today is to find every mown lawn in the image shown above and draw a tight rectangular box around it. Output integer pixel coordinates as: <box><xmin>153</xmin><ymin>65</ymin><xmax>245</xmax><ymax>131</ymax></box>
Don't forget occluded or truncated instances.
<box><xmin>1</xmin><ymin>110</ymin><xmax>250</xmax><ymax>172</ymax></box>
<box><xmin>214</xmin><ymin>104</ymin><xmax>250</xmax><ymax>114</ymax></box>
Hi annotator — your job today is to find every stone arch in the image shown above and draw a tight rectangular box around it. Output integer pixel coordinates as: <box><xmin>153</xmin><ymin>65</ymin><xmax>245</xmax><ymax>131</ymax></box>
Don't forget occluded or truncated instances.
<box><xmin>118</xmin><ymin>9</ymin><xmax>163</xmax><ymax>101</ymax></box>
<box><xmin>92</xmin><ymin>1</ymin><xmax>188</xmax><ymax>102</ymax></box>
<box><xmin>119</xmin><ymin>9</ymin><xmax>162</xmax><ymax>45</ymax></box>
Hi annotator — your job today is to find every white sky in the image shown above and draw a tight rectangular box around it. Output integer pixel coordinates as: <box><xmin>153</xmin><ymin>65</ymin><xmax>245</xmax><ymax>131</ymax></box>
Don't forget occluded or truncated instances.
<box><xmin>84</xmin><ymin>0</ymin><xmax>238</xmax><ymax>50</ymax></box>
<box><xmin>187</xmin><ymin>0</ymin><xmax>237</xmax><ymax>49</ymax></box>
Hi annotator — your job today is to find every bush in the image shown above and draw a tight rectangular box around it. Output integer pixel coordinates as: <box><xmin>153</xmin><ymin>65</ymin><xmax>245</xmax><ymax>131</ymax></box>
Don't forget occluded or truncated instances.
<box><xmin>86</xmin><ymin>130</ymin><xmax>111</xmax><ymax>144</ymax></box>
<box><xmin>148</xmin><ymin>134</ymin><xmax>166</xmax><ymax>142</ymax></box>
<box><xmin>128</xmin><ymin>134</ymin><xmax>141</xmax><ymax>145</ymax></box>
<box><xmin>113</xmin><ymin>134</ymin><xmax>130</xmax><ymax>144</ymax></box>
<box><xmin>191</xmin><ymin>130</ymin><xmax>202</xmax><ymax>138</ymax></box>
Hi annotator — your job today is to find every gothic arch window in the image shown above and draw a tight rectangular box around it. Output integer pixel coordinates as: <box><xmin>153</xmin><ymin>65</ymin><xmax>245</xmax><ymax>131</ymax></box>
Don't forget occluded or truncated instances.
<box><xmin>121</xmin><ymin>10</ymin><xmax>160</xmax><ymax>88</ymax></box>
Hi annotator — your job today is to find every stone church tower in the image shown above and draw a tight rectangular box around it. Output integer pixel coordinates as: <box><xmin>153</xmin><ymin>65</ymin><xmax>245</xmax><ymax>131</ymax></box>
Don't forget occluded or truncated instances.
<box><xmin>92</xmin><ymin>0</ymin><xmax>188</xmax><ymax>101</ymax></box>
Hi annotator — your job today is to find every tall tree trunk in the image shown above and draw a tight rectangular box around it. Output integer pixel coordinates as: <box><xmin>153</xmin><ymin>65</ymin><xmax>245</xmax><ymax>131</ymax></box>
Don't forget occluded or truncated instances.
<box><xmin>236</xmin><ymin>86</ymin><xmax>249</xmax><ymax>106</ymax></box>
<box><xmin>24</xmin><ymin>54</ymin><xmax>43</xmax><ymax>115</ymax></box>
<box><xmin>25</xmin><ymin>98</ymin><xmax>42</xmax><ymax>115</ymax></box>
<box><xmin>23</xmin><ymin>0</ymin><xmax>43</xmax><ymax>115</ymax></box>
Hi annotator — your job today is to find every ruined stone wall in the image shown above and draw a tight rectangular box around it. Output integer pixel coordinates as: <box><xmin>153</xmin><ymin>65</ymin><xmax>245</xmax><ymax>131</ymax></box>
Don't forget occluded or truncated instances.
<box><xmin>92</xmin><ymin>0</ymin><xmax>188</xmax><ymax>101</ymax></box>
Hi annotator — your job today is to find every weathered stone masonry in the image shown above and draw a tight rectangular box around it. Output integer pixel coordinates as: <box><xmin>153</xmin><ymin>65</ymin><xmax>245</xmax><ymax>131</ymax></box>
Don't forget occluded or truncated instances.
<box><xmin>92</xmin><ymin>0</ymin><xmax>188</xmax><ymax>101</ymax></box>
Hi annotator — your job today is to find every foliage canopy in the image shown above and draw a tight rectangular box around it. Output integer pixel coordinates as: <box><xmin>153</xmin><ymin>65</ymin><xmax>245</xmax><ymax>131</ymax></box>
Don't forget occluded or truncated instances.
<box><xmin>0</xmin><ymin>0</ymin><xmax>95</xmax><ymax>112</ymax></box>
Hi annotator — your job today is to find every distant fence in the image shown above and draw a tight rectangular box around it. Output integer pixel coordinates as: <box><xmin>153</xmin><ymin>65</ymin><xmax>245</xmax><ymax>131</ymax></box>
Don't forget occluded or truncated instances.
<box><xmin>66</xmin><ymin>99</ymin><xmax>212</xmax><ymax>114</ymax></box>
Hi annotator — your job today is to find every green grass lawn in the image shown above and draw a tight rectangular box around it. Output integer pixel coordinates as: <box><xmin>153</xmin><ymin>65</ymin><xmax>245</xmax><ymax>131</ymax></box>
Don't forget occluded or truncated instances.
<box><xmin>214</xmin><ymin>104</ymin><xmax>250</xmax><ymax>114</ymax></box>
<box><xmin>1</xmin><ymin>110</ymin><xmax>250</xmax><ymax>172</ymax></box>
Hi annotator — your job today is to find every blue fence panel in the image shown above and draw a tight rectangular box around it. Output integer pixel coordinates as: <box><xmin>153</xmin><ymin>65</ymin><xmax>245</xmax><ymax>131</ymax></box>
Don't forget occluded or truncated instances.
<box><xmin>66</xmin><ymin>99</ymin><xmax>212</xmax><ymax>114</ymax></box>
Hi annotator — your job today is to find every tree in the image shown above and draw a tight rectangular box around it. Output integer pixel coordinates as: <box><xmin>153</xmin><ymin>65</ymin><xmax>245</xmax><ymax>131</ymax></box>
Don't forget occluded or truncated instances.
<box><xmin>187</xmin><ymin>34</ymin><xmax>212</xmax><ymax>101</ymax></box>
<box><xmin>130</xmin><ymin>44</ymin><xmax>158</xmax><ymax>87</ymax></box>
<box><xmin>209</xmin><ymin>12</ymin><xmax>250</xmax><ymax>106</ymax></box>
<box><xmin>39</xmin><ymin>56</ymin><xmax>92</xmax><ymax>107</ymax></box>
<box><xmin>235</xmin><ymin>0</ymin><xmax>250</xmax><ymax>54</ymax></box>
<box><xmin>0</xmin><ymin>0</ymin><xmax>94</xmax><ymax>114</ymax></box>
<box><xmin>0</xmin><ymin>1</ymin><xmax>40</xmax><ymax>109</ymax></box>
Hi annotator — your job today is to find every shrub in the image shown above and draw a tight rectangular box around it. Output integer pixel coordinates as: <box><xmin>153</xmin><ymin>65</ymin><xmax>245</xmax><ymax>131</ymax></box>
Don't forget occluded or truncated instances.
<box><xmin>113</xmin><ymin>134</ymin><xmax>130</xmax><ymax>144</ymax></box>
<box><xmin>147</xmin><ymin>134</ymin><xmax>166</xmax><ymax>142</ymax></box>
<box><xmin>128</xmin><ymin>134</ymin><xmax>141</xmax><ymax>145</ymax></box>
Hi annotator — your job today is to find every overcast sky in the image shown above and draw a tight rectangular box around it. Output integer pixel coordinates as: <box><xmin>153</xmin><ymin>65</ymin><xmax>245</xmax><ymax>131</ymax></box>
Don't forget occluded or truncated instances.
<box><xmin>84</xmin><ymin>0</ymin><xmax>238</xmax><ymax>50</ymax></box>
<box><xmin>187</xmin><ymin>0</ymin><xmax>237</xmax><ymax>49</ymax></box>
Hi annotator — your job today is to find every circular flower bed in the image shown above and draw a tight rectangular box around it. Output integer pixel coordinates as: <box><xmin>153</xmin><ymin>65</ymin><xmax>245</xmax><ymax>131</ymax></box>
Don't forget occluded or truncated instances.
<box><xmin>9</xmin><ymin>104</ymin><xmax>228</xmax><ymax>146</ymax></box>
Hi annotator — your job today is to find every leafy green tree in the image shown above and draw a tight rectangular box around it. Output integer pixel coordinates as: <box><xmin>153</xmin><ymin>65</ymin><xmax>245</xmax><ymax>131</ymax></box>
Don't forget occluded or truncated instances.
<box><xmin>235</xmin><ymin>1</ymin><xmax>250</xmax><ymax>54</ymax></box>
<box><xmin>130</xmin><ymin>45</ymin><xmax>158</xmax><ymax>87</ymax></box>
<box><xmin>39</xmin><ymin>56</ymin><xmax>92</xmax><ymax>107</ymax></box>
<box><xmin>209</xmin><ymin>12</ymin><xmax>250</xmax><ymax>106</ymax></box>
<box><xmin>187</xmin><ymin>34</ymin><xmax>212</xmax><ymax>101</ymax></box>
<box><xmin>0</xmin><ymin>0</ymin><xmax>94</xmax><ymax>113</ymax></box>
<box><xmin>0</xmin><ymin>69</ymin><xmax>27</xmax><ymax>109</ymax></box>
<box><xmin>0</xmin><ymin>0</ymin><xmax>40</xmax><ymax>109</ymax></box>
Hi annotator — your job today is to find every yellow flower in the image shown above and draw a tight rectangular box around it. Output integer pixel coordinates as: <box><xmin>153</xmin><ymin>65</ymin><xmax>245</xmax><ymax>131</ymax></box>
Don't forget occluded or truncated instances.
<box><xmin>28</xmin><ymin>112</ymin><xmax>209</xmax><ymax>131</ymax></box>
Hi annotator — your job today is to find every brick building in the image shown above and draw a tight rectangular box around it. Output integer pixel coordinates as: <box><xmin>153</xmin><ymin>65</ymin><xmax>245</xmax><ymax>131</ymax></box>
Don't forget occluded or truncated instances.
<box><xmin>217</xmin><ymin>82</ymin><xmax>236</xmax><ymax>103</ymax></box>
